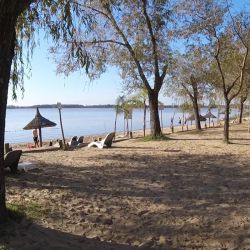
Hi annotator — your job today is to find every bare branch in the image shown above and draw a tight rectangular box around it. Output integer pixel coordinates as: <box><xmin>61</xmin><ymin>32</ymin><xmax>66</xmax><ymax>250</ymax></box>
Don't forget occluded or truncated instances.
<box><xmin>226</xmin><ymin>75</ymin><xmax>240</xmax><ymax>95</ymax></box>
<box><xmin>141</xmin><ymin>0</ymin><xmax>160</xmax><ymax>83</ymax></box>
<box><xmin>226</xmin><ymin>0</ymin><xmax>247</xmax><ymax>48</ymax></box>
<box><xmin>229</xmin><ymin>48</ymin><xmax>249</xmax><ymax>101</ymax></box>
<box><xmin>83</xmin><ymin>39</ymin><xmax>127</xmax><ymax>47</ymax></box>
<box><xmin>104</xmin><ymin>4</ymin><xmax>152</xmax><ymax>92</ymax></box>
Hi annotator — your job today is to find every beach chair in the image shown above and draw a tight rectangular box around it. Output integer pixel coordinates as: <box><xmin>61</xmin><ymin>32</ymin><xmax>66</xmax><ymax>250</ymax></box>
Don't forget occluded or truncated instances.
<box><xmin>88</xmin><ymin>132</ymin><xmax>115</xmax><ymax>149</ymax></box>
<box><xmin>77</xmin><ymin>136</ymin><xmax>84</xmax><ymax>144</ymax></box>
<box><xmin>4</xmin><ymin>150</ymin><xmax>22</xmax><ymax>172</ymax></box>
<box><xmin>68</xmin><ymin>136</ymin><xmax>78</xmax><ymax>147</ymax></box>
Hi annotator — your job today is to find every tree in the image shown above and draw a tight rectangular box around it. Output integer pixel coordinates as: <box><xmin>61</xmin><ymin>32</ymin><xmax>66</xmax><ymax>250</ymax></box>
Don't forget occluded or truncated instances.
<box><xmin>167</xmin><ymin>47</ymin><xmax>212</xmax><ymax>130</ymax></box>
<box><xmin>114</xmin><ymin>96</ymin><xmax>125</xmax><ymax>139</ymax></box>
<box><xmin>238</xmin><ymin>59</ymin><xmax>250</xmax><ymax>123</ymax></box>
<box><xmin>180</xmin><ymin>0</ymin><xmax>250</xmax><ymax>143</ymax></box>
<box><xmin>0</xmin><ymin>0</ymin><xmax>34</xmax><ymax>222</ymax></box>
<box><xmin>54</xmin><ymin>0</ymin><xmax>176</xmax><ymax>137</ymax></box>
<box><xmin>123</xmin><ymin>86</ymin><xmax>148</xmax><ymax>137</ymax></box>
<box><xmin>0</xmin><ymin>0</ymin><xmax>89</xmax><ymax>221</ymax></box>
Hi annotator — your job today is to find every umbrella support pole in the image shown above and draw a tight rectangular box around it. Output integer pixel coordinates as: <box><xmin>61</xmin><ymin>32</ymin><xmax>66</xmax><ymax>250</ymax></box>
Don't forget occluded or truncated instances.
<box><xmin>39</xmin><ymin>127</ymin><xmax>42</xmax><ymax>147</ymax></box>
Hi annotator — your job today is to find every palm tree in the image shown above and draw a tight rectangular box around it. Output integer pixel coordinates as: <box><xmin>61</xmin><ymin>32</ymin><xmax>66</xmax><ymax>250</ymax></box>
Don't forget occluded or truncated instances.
<box><xmin>114</xmin><ymin>96</ymin><xmax>125</xmax><ymax>140</ymax></box>
<box><xmin>127</xmin><ymin>88</ymin><xmax>148</xmax><ymax>137</ymax></box>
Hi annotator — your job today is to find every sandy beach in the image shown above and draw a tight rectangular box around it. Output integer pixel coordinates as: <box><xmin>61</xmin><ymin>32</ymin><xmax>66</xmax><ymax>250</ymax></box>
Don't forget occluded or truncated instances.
<box><xmin>1</xmin><ymin>122</ymin><xmax>250</xmax><ymax>249</ymax></box>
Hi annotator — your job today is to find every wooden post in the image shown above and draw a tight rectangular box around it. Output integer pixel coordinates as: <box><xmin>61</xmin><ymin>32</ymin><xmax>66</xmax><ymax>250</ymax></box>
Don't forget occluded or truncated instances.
<box><xmin>4</xmin><ymin>143</ymin><xmax>10</xmax><ymax>154</ymax></box>
<box><xmin>58</xmin><ymin>108</ymin><xmax>66</xmax><ymax>149</ymax></box>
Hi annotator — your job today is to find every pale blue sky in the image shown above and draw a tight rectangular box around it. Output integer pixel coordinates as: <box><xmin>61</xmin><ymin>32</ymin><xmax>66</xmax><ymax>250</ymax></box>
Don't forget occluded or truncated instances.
<box><xmin>7</xmin><ymin>0</ymin><xmax>248</xmax><ymax>107</ymax></box>
<box><xmin>7</xmin><ymin>41</ymin><xmax>124</xmax><ymax>106</ymax></box>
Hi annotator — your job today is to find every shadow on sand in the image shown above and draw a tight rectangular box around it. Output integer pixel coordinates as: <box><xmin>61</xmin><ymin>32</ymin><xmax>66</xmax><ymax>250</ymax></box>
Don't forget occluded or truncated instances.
<box><xmin>4</xmin><ymin>149</ymin><xmax>250</xmax><ymax>249</ymax></box>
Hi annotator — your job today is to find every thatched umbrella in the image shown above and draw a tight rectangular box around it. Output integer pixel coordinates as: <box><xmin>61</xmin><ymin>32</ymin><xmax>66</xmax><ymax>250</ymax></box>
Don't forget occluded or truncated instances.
<box><xmin>23</xmin><ymin>108</ymin><xmax>56</xmax><ymax>147</ymax></box>
<box><xmin>204</xmin><ymin>111</ymin><xmax>216</xmax><ymax>127</ymax></box>
<box><xmin>186</xmin><ymin>114</ymin><xmax>207</xmax><ymax>122</ymax></box>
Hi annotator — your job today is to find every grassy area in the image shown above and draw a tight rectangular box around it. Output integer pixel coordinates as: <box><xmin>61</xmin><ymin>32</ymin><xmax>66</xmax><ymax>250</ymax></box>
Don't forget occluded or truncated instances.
<box><xmin>6</xmin><ymin>202</ymin><xmax>41</xmax><ymax>222</ymax></box>
<box><xmin>137</xmin><ymin>134</ymin><xmax>171</xmax><ymax>142</ymax></box>
<box><xmin>0</xmin><ymin>202</ymin><xmax>41</xmax><ymax>249</ymax></box>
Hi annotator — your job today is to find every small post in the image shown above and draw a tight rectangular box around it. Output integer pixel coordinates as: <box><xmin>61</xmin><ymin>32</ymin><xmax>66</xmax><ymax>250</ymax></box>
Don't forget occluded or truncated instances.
<box><xmin>248</xmin><ymin>102</ymin><xmax>250</xmax><ymax>133</ymax></box>
<box><xmin>57</xmin><ymin>102</ymin><xmax>66</xmax><ymax>149</ymax></box>
<box><xmin>4</xmin><ymin>143</ymin><xmax>10</xmax><ymax>154</ymax></box>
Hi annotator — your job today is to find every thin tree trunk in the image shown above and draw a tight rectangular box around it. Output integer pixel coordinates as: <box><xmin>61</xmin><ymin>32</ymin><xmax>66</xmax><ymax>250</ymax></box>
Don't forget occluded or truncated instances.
<box><xmin>148</xmin><ymin>91</ymin><xmax>162</xmax><ymax>137</ymax></box>
<box><xmin>190</xmin><ymin>78</ymin><xmax>201</xmax><ymax>131</ymax></box>
<box><xmin>192</xmin><ymin>98</ymin><xmax>201</xmax><ymax>130</ymax></box>
<box><xmin>126</xmin><ymin>118</ymin><xmax>129</xmax><ymax>137</ymax></box>
<box><xmin>224</xmin><ymin>101</ymin><xmax>230</xmax><ymax>143</ymax></box>
<box><xmin>114</xmin><ymin>112</ymin><xmax>118</xmax><ymax>140</ymax></box>
<box><xmin>239</xmin><ymin>97</ymin><xmax>246</xmax><ymax>124</ymax></box>
<box><xmin>143</xmin><ymin>99</ymin><xmax>146</xmax><ymax>137</ymax></box>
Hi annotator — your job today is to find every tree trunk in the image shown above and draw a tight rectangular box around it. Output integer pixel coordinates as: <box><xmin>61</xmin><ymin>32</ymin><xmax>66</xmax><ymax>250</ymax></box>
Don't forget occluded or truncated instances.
<box><xmin>192</xmin><ymin>98</ymin><xmax>201</xmax><ymax>130</ymax></box>
<box><xmin>0</xmin><ymin>3</ymin><xmax>19</xmax><ymax>221</ymax></box>
<box><xmin>224</xmin><ymin>101</ymin><xmax>230</xmax><ymax>143</ymax></box>
<box><xmin>143</xmin><ymin>99</ymin><xmax>146</xmax><ymax>137</ymax></box>
<box><xmin>239</xmin><ymin>97</ymin><xmax>246</xmax><ymax>124</ymax></box>
<box><xmin>126</xmin><ymin>118</ymin><xmax>129</xmax><ymax>137</ymax></box>
<box><xmin>114</xmin><ymin>112</ymin><xmax>118</xmax><ymax>140</ymax></box>
<box><xmin>0</xmin><ymin>0</ymin><xmax>32</xmax><ymax>221</ymax></box>
<box><xmin>148</xmin><ymin>91</ymin><xmax>162</xmax><ymax>137</ymax></box>
<box><xmin>190</xmin><ymin>78</ymin><xmax>201</xmax><ymax>131</ymax></box>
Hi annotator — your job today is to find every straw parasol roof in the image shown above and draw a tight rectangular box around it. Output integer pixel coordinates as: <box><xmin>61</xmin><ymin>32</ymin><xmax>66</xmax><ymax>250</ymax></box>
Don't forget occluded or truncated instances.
<box><xmin>186</xmin><ymin>114</ymin><xmax>207</xmax><ymax>122</ymax></box>
<box><xmin>204</xmin><ymin>111</ymin><xmax>216</xmax><ymax>119</ymax></box>
<box><xmin>23</xmin><ymin>108</ymin><xmax>56</xmax><ymax>146</ymax></box>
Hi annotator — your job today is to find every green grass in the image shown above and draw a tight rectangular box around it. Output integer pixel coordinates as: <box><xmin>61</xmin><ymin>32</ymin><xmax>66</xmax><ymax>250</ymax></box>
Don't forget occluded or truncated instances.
<box><xmin>6</xmin><ymin>202</ymin><xmax>41</xmax><ymax>222</ymax></box>
<box><xmin>0</xmin><ymin>202</ymin><xmax>42</xmax><ymax>248</ymax></box>
<box><xmin>137</xmin><ymin>134</ymin><xmax>171</xmax><ymax>142</ymax></box>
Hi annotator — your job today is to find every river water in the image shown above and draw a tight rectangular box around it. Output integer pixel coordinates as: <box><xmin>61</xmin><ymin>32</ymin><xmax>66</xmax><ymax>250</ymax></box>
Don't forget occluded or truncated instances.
<box><xmin>5</xmin><ymin>107</ymin><xmax>223</xmax><ymax>144</ymax></box>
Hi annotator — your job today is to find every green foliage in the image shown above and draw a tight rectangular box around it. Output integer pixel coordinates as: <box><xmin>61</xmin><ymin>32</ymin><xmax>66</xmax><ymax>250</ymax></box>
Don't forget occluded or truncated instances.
<box><xmin>51</xmin><ymin>0</ymin><xmax>175</xmax><ymax>91</ymax></box>
<box><xmin>179</xmin><ymin>102</ymin><xmax>192</xmax><ymax>113</ymax></box>
<box><xmin>6</xmin><ymin>202</ymin><xmax>41</xmax><ymax>222</ymax></box>
<box><xmin>11</xmin><ymin>0</ymin><xmax>92</xmax><ymax>100</ymax></box>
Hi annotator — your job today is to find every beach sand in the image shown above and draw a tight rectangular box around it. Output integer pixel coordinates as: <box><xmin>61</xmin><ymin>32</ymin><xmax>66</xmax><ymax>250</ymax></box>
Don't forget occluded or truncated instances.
<box><xmin>1</xmin><ymin>122</ymin><xmax>250</xmax><ymax>249</ymax></box>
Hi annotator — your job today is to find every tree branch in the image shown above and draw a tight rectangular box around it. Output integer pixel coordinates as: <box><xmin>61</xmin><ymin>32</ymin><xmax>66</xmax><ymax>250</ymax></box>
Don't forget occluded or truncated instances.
<box><xmin>226</xmin><ymin>0</ymin><xmax>247</xmax><ymax>48</ymax></box>
<box><xmin>229</xmin><ymin>48</ymin><xmax>249</xmax><ymax>101</ymax></box>
<box><xmin>83</xmin><ymin>39</ymin><xmax>127</xmax><ymax>47</ymax></box>
<box><xmin>226</xmin><ymin>75</ymin><xmax>240</xmax><ymax>95</ymax></box>
<box><xmin>141</xmin><ymin>0</ymin><xmax>160</xmax><ymax>85</ymax></box>
<box><xmin>103</xmin><ymin>4</ymin><xmax>152</xmax><ymax>92</ymax></box>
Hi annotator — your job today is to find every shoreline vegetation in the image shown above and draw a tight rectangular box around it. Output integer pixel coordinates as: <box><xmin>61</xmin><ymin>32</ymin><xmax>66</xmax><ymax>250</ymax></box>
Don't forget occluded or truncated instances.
<box><xmin>7</xmin><ymin>104</ymin><xmax>182</xmax><ymax>109</ymax></box>
<box><xmin>7</xmin><ymin>104</ymin><xmax>246</xmax><ymax>109</ymax></box>
<box><xmin>2</xmin><ymin>120</ymin><xmax>250</xmax><ymax>249</ymax></box>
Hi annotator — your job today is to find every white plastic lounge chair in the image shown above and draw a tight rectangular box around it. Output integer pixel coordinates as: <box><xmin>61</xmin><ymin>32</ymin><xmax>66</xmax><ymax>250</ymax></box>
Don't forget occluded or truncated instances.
<box><xmin>88</xmin><ymin>132</ymin><xmax>115</xmax><ymax>149</ymax></box>
<box><xmin>4</xmin><ymin>150</ymin><xmax>22</xmax><ymax>172</ymax></box>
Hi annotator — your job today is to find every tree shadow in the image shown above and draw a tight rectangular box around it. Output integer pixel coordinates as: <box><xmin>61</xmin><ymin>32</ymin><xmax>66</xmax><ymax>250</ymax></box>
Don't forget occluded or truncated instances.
<box><xmin>4</xmin><ymin>150</ymin><xmax>250</xmax><ymax>249</ymax></box>
<box><xmin>0</xmin><ymin>217</ymin><xmax>149</xmax><ymax>250</ymax></box>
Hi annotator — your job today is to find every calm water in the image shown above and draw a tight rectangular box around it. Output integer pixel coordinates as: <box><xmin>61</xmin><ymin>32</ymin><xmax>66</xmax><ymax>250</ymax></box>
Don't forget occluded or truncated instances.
<box><xmin>5</xmin><ymin>107</ymin><xmax>224</xmax><ymax>144</ymax></box>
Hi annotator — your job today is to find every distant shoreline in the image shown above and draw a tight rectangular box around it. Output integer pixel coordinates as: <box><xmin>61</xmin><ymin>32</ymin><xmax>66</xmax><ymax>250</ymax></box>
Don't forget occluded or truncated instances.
<box><xmin>7</xmin><ymin>104</ymin><xmax>115</xmax><ymax>109</ymax></box>
<box><xmin>7</xmin><ymin>104</ymin><xmax>213</xmax><ymax>109</ymax></box>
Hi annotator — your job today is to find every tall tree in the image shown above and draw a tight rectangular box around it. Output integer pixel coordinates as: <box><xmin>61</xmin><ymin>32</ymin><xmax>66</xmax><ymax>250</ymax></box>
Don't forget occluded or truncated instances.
<box><xmin>114</xmin><ymin>96</ymin><xmax>125</xmax><ymax>139</ymax></box>
<box><xmin>55</xmin><ymin>0</ymin><xmax>175</xmax><ymax>137</ymax></box>
<box><xmin>238</xmin><ymin>59</ymin><xmax>250</xmax><ymax>123</ymax></box>
<box><xmin>167</xmin><ymin>47</ymin><xmax>212</xmax><ymax>130</ymax></box>
<box><xmin>0</xmin><ymin>0</ymin><xmax>89</xmax><ymax>221</ymax></box>
<box><xmin>180</xmin><ymin>0</ymin><xmax>250</xmax><ymax>143</ymax></box>
<box><xmin>0</xmin><ymin>0</ymin><xmax>34</xmax><ymax>221</ymax></box>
